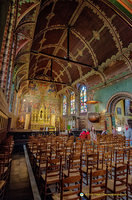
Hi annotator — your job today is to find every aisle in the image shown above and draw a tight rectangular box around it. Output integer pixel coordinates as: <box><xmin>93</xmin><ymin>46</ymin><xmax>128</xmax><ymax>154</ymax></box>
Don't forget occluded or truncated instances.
<box><xmin>8</xmin><ymin>153</ymin><xmax>34</xmax><ymax>200</ymax></box>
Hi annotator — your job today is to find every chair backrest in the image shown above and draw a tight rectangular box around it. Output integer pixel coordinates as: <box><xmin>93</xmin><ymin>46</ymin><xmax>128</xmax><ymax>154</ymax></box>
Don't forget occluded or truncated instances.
<box><xmin>89</xmin><ymin>168</ymin><xmax>108</xmax><ymax>200</ymax></box>
<box><xmin>68</xmin><ymin>154</ymin><xmax>82</xmax><ymax>176</ymax></box>
<box><xmin>45</xmin><ymin>157</ymin><xmax>62</xmax><ymax>180</ymax></box>
<box><xmin>114</xmin><ymin>164</ymin><xmax>128</xmax><ymax>193</ymax></box>
<box><xmin>0</xmin><ymin>153</ymin><xmax>10</xmax><ymax>179</ymax></box>
<box><xmin>115</xmin><ymin>150</ymin><xmax>125</xmax><ymax>165</ymax></box>
<box><xmin>85</xmin><ymin>143</ymin><xmax>94</xmax><ymax>153</ymax></box>
<box><xmin>61</xmin><ymin>175</ymin><xmax>82</xmax><ymax>200</ymax></box>
<box><xmin>86</xmin><ymin>152</ymin><xmax>99</xmax><ymax>170</ymax></box>
<box><xmin>127</xmin><ymin>149</ymin><xmax>132</xmax><ymax>174</ymax></box>
<box><xmin>101</xmin><ymin>151</ymin><xmax>113</xmax><ymax>169</ymax></box>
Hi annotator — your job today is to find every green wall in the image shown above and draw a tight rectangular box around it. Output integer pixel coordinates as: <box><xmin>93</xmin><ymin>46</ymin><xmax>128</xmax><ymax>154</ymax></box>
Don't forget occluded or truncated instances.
<box><xmin>94</xmin><ymin>77</ymin><xmax>132</xmax><ymax>112</ymax></box>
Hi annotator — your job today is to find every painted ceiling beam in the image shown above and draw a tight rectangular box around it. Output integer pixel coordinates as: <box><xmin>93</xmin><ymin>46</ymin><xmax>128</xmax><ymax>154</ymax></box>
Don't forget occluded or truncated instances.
<box><xmin>31</xmin><ymin>50</ymin><xmax>97</xmax><ymax>71</ymax></box>
<box><xmin>15</xmin><ymin>21</ymin><xmax>35</xmax><ymax>32</ymax></box>
<box><xmin>28</xmin><ymin>78</ymin><xmax>69</xmax><ymax>85</ymax></box>
<box><xmin>16</xmin><ymin>2</ymin><xmax>40</xmax><ymax>27</ymax></box>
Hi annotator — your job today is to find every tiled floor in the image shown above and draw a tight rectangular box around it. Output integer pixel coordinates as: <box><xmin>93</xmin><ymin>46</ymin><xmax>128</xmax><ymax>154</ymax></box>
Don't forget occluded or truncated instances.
<box><xmin>8</xmin><ymin>153</ymin><xmax>33</xmax><ymax>200</ymax></box>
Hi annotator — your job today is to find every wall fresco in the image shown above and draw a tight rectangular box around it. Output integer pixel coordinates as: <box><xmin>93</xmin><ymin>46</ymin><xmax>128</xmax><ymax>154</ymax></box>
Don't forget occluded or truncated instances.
<box><xmin>18</xmin><ymin>82</ymin><xmax>60</xmax><ymax>130</ymax></box>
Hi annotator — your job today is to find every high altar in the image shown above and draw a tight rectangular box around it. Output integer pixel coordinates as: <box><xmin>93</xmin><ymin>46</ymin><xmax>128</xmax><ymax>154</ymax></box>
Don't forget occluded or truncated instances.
<box><xmin>31</xmin><ymin>104</ymin><xmax>56</xmax><ymax>131</ymax></box>
<box><xmin>18</xmin><ymin>82</ymin><xmax>61</xmax><ymax>131</ymax></box>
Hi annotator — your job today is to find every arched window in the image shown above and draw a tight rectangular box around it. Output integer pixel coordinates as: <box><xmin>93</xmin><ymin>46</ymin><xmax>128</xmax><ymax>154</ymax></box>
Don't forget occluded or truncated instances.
<box><xmin>80</xmin><ymin>85</ymin><xmax>87</xmax><ymax>113</ymax></box>
<box><xmin>63</xmin><ymin>95</ymin><xmax>67</xmax><ymax>115</ymax></box>
<box><xmin>71</xmin><ymin>91</ymin><xmax>75</xmax><ymax>114</ymax></box>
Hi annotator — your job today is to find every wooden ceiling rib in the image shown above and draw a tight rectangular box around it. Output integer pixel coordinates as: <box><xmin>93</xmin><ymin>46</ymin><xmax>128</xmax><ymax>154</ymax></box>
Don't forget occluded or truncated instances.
<box><xmin>14</xmin><ymin>0</ymin><xmax>132</xmax><ymax>94</ymax></box>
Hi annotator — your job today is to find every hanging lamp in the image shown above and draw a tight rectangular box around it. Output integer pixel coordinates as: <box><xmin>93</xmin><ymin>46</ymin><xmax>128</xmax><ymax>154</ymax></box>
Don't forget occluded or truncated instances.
<box><xmin>86</xmin><ymin>100</ymin><xmax>99</xmax><ymax>104</ymax></box>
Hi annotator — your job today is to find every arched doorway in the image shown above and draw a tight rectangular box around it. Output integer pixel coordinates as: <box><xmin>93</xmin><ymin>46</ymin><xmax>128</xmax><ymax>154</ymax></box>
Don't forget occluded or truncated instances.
<box><xmin>106</xmin><ymin>92</ymin><xmax>132</xmax><ymax>133</ymax></box>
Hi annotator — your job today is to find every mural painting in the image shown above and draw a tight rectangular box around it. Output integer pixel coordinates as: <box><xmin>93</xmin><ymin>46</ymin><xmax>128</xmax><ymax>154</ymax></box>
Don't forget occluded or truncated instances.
<box><xmin>18</xmin><ymin>82</ymin><xmax>60</xmax><ymax>130</ymax></box>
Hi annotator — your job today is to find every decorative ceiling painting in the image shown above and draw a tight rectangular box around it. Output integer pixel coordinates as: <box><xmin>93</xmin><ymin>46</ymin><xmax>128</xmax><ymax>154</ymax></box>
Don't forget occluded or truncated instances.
<box><xmin>13</xmin><ymin>0</ymin><xmax>132</xmax><ymax>97</ymax></box>
<box><xmin>109</xmin><ymin>0</ymin><xmax>132</xmax><ymax>18</ymax></box>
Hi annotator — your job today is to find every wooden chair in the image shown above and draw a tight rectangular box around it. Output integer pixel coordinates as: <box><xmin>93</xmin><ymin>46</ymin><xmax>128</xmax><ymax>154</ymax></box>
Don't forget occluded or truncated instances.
<box><xmin>96</xmin><ymin>144</ymin><xmax>105</xmax><ymax>161</ymax></box>
<box><xmin>107</xmin><ymin>164</ymin><xmax>128</xmax><ymax>199</ymax></box>
<box><xmin>82</xmin><ymin>152</ymin><xmax>99</xmax><ymax>185</ymax></box>
<box><xmin>35</xmin><ymin>151</ymin><xmax>48</xmax><ymax>182</ymax></box>
<box><xmin>0</xmin><ymin>153</ymin><xmax>10</xmax><ymax>182</ymax></box>
<box><xmin>98</xmin><ymin>151</ymin><xmax>113</xmax><ymax>173</ymax></box>
<box><xmin>82</xmin><ymin>167</ymin><xmax>108</xmax><ymax>200</ymax></box>
<box><xmin>56</xmin><ymin>149</ymin><xmax>67</xmax><ymax>169</ymax></box>
<box><xmin>63</xmin><ymin>154</ymin><xmax>82</xmax><ymax>177</ymax></box>
<box><xmin>112</xmin><ymin>150</ymin><xmax>125</xmax><ymax>167</ymax></box>
<box><xmin>125</xmin><ymin>148</ymin><xmax>132</xmax><ymax>174</ymax></box>
<box><xmin>128</xmin><ymin>173</ymin><xmax>132</xmax><ymax>195</ymax></box>
<box><xmin>52</xmin><ymin>175</ymin><xmax>82</xmax><ymax>200</ymax></box>
<box><xmin>41</xmin><ymin>157</ymin><xmax>62</xmax><ymax>200</ymax></box>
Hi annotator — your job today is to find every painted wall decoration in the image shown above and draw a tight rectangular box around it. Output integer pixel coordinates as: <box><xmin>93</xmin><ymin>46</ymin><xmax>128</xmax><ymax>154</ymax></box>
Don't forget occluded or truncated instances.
<box><xmin>109</xmin><ymin>0</ymin><xmax>132</xmax><ymax>19</ymax></box>
<box><xmin>117</xmin><ymin>107</ymin><xmax>122</xmax><ymax>115</ymax></box>
<box><xmin>117</xmin><ymin>0</ymin><xmax>132</xmax><ymax>14</ymax></box>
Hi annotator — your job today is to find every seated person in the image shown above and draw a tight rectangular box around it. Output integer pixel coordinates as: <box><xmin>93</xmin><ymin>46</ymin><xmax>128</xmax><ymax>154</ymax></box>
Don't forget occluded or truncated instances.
<box><xmin>79</xmin><ymin>129</ymin><xmax>90</xmax><ymax>139</ymax></box>
<box><xmin>79</xmin><ymin>130</ymin><xmax>86</xmax><ymax>139</ymax></box>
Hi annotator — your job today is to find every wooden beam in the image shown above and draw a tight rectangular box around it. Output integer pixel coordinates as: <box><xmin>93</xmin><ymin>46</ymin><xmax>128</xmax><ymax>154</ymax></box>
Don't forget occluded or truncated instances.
<box><xmin>28</xmin><ymin>78</ymin><xmax>70</xmax><ymax>85</ymax></box>
<box><xmin>31</xmin><ymin>50</ymin><xmax>97</xmax><ymax>70</ymax></box>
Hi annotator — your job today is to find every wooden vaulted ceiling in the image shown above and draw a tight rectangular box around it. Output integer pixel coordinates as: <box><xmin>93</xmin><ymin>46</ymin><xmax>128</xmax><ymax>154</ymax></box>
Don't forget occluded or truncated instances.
<box><xmin>15</xmin><ymin>0</ymin><xmax>132</xmax><ymax>95</ymax></box>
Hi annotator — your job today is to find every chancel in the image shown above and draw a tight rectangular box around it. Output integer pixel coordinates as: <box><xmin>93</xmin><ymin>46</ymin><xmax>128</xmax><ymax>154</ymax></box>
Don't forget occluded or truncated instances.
<box><xmin>0</xmin><ymin>0</ymin><xmax>132</xmax><ymax>199</ymax></box>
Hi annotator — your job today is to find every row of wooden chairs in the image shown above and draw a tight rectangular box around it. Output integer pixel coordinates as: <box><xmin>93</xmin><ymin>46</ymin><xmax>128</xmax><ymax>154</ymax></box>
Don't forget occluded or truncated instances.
<box><xmin>0</xmin><ymin>136</ymin><xmax>14</xmax><ymax>200</ymax></box>
<box><xmin>39</xmin><ymin>156</ymin><xmax>129</xmax><ymax>200</ymax></box>
<box><xmin>27</xmin><ymin>134</ymin><xmax>132</xmax><ymax>199</ymax></box>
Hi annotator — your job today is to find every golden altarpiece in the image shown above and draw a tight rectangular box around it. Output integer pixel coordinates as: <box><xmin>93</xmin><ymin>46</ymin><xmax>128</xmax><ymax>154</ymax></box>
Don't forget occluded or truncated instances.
<box><xmin>31</xmin><ymin>104</ymin><xmax>56</xmax><ymax>131</ymax></box>
<box><xmin>18</xmin><ymin>82</ymin><xmax>61</xmax><ymax>131</ymax></box>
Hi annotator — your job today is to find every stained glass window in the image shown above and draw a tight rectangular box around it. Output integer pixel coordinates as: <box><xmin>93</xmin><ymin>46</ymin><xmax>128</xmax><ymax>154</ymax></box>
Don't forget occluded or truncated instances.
<box><xmin>71</xmin><ymin>91</ymin><xmax>75</xmax><ymax>114</ymax></box>
<box><xmin>63</xmin><ymin>95</ymin><xmax>67</xmax><ymax>115</ymax></box>
<box><xmin>80</xmin><ymin>86</ymin><xmax>87</xmax><ymax>113</ymax></box>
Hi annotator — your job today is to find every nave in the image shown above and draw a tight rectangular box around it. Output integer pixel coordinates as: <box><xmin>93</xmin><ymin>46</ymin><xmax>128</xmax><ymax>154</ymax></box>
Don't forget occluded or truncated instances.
<box><xmin>27</xmin><ymin>134</ymin><xmax>132</xmax><ymax>200</ymax></box>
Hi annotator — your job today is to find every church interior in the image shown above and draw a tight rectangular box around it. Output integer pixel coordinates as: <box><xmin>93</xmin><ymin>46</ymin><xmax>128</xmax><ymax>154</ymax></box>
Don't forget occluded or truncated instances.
<box><xmin>0</xmin><ymin>0</ymin><xmax>132</xmax><ymax>199</ymax></box>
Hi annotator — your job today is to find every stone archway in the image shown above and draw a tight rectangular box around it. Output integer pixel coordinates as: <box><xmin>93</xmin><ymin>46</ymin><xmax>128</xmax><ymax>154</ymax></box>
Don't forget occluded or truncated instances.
<box><xmin>106</xmin><ymin>92</ymin><xmax>132</xmax><ymax>128</ymax></box>
<box><xmin>106</xmin><ymin>92</ymin><xmax>132</xmax><ymax>114</ymax></box>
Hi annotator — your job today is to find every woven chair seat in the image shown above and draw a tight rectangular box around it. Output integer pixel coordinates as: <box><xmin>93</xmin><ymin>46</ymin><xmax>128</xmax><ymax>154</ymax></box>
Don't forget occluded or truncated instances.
<box><xmin>98</xmin><ymin>163</ymin><xmax>112</xmax><ymax>170</ymax></box>
<box><xmin>63</xmin><ymin>169</ymin><xmax>80</xmax><ymax>176</ymax></box>
<box><xmin>82</xmin><ymin>166</ymin><xmax>96</xmax><ymax>173</ymax></box>
<box><xmin>128</xmin><ymin>174</ymin><xmax>132</xmax><ymax>185</ymax></box>
<box><xmin>112</xmin><ymin>162</ymin><xmax>125</xmax><ymax>167</ymax></box>
<box><xmin>83</xmin><ymin>185</ymin><xmax>106</xmax><ymax>200</ymax></box>
<box><xmin>41</xmin><ymin>173</ymin><xmax>60</xmax><ymax>184</ymax></box>
<box><xmin>52</xmin><ymin>191</ymin><xmax>79</xmax><ymax>200</ymax></box>
<box><xmin>36</xmin><ymin>162</ymin><xmax>46</xmax><ymax>168</ymax></box>
<box><xmin>107</xmin><ymin>179</ymin><xmax>127</xmax><ymax>193</ymax></box>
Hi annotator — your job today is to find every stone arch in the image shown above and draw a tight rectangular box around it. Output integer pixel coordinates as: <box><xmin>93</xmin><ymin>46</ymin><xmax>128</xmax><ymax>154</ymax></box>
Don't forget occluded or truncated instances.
<box><xmin>106</xmin><ymin>92</ymin><xmax>132</xmax><ymax>114</ymax></box>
